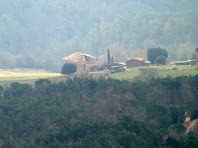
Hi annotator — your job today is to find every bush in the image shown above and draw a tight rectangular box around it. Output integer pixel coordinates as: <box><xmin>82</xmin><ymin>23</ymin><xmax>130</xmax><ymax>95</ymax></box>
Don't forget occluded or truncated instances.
<box><xmin>165</xmin><ymin>136</ymin><xmax>178</xmax><ymax>148</ymax></box>
<box><xmin>155</xmin><ymin>56</ymin><xmax>166</xmax><ymax>65</ymax></box>
<box><xmin>191</xmin><ymin>108</ymin><xmax>198</xmax><ymax>120</ymax></box>
<box><xmin>172</xmin><ymin>67</ymin><xmax>178</xmax><ymax>70</ymax></box>
<box><xmin>0</xmin><ymin>85</ymin><xmax>4</xmax><ymax>97</ymax></box>
<box><xmin>169</xmin><ymin>106</ymin><xmax>184</xmax><ymax>124</ymax></box>
<box><xmin>61</xmin><ymin>63</ymin><xmax>77</xmax><ymax>74</ymax></box>
<box><xmin>0</xmin><ymin>85</ymin><xmax>4</xmax><ymax>93</ymax></box>
<box><xmin>172</xmin><ymin>123</ymin><xmax>185</xmax><ymax>133</ymax></box>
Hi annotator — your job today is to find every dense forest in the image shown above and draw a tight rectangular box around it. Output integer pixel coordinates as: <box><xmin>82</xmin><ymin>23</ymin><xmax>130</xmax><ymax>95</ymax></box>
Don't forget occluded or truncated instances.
<box><xmin>0</xmin><ymin>0</ymin><xmax>198</xmax><ymax>71</ymax></box>
<box><xmin>0</xmin><ymin>74</ymin><xmax>198</xmax><ymax>147</ymax></box>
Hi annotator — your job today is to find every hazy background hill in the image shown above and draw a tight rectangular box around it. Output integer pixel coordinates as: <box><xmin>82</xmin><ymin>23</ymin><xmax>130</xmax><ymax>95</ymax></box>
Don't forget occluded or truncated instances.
<box><xmin>0</xmin><ymin>0</ymin><xmax>198</xmax><ymax>71</ymax></box>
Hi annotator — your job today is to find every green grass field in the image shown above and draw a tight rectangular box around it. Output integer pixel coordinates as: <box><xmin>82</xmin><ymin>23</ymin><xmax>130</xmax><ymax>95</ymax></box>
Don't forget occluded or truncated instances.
<box><xmin>158</xmin><ymin>70</ymin><xmax>198</xmax><ymax>78</ymax></box>
<box><xmin>0</xmin><ymin>65</ymin><xmax>197</xmax><ymax>87</ymax></box>
<box><xmin>109</xmin><ymin>70</ymin><xmax>140</xmax><ymax>80</ymax></box>
<box><xmin>0</xmin><ymin>69</ymin><xmax>62</xmax><ymax>80</ymax></box>
<box><xmin>109</xmin><ymin>65</ymin><xmax>198</xmax><ymax>80</ymax></box>
<box><xmin>0</xmin><ymin>69</ymin><xmax>69</xmax><ymax>88</ymax></box>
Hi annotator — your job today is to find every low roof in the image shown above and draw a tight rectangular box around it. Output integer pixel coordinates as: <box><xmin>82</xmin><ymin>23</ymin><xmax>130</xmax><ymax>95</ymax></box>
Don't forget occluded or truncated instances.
<box><xmin>127</xmin><ymin>57</ymin><xmax>146</xmax><ymax>62</ymax></box>
<box><xmin>188</xmin><ymin>60</ymin><xmax>197</xmax><ymax>62</ymax></box>
<box><xmin>144</xmin><ymin>61</ymin><xmax>151</xmax><ymax>64</ymax></box>
<box><xmin>114</xmin><ymin>62</ymin><xmax>126</xmax><ymax>65</ymax></box>
<box><xmin>126</xmin><ymin>57</ymin><xmax>151</xmax><ymax>64</ymax></box>
<box><xmin>63</xmin><ymin>52</ymin><xmax>98</xmax><ymax>63</ymax></box>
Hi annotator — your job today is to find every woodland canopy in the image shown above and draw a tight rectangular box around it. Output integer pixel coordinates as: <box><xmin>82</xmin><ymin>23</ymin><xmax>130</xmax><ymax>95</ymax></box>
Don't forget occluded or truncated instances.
<box><xmin>0</xmin><ymin>0</ymin><xmax>197</xmax><ymax>71</ymax></box>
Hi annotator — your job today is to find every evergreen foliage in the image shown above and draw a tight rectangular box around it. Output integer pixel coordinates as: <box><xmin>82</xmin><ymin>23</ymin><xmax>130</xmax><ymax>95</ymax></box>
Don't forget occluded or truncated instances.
<box><xmin>155</xmin><ymin>56</ymin><xmax>167</xmax><ymax>65</ymax></box>
<box><xmin>0</xmin><ymin>1</ymin><xmax>197</xmax><ymax>71</ymax></box>
<box><xmin>61</xmin><ymin>63</ymin><xmax>77</xmax><ymax>74</ymax></box>
<box><xmin>0</xmin><ymin>75</ymin><xmax>197</xmax><ymax>147</ymax></box>
<box><xmin>191</xmin><ymin>109</ymin><xmax>198</xmax><ymax>120</ymax></box>
<box><xmin>147</xmin><ymin>48</ymin><xmax>168</xmax><ymax>64</ymax></box>
<box><xmin>107</xmin><ymin>49</ymin><xmax>111</xmax><ymax>64</ymax></box>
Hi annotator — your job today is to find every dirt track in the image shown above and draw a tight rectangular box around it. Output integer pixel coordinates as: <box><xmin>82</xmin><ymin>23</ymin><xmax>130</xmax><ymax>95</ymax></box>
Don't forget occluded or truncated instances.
<box><xmin>185</xmin><ymin>119</ymin><xmax>198</xmax><ymax>134</ymax></box>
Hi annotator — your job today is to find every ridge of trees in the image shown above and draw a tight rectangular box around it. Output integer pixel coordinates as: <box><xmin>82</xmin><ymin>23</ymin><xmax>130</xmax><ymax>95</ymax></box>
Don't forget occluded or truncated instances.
<box><xmin>0</xmin><ymin>0</ymin><xmax>198</xmax><ymax>71</ymax></box>
<box><xmin>0</xmin><ymin>75</ymin><xmax>198</xmax><ymax>147</ymax></box>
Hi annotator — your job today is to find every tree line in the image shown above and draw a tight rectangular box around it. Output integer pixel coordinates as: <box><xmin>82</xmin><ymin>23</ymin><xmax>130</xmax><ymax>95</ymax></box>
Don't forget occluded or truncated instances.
<box><xmin>0</xmin><ymin>0</ymin><xmax>198</xmax><ymax>71</ymax></box>
<box><xmin>0</xmin><ymin>74</ymin><xmax>198</xmax><ymax>147</ymax></box>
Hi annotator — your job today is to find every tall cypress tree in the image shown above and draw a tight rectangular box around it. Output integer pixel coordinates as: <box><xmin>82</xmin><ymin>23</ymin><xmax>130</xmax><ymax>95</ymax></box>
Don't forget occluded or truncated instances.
<box><xmin>107</xmin><ymin>49</ymin><xmax>111</xmax><ymax>64</ymax></box>
<box><xmin>111</xmin><ymin>56</ymin><xmax>114</xmax><ymax>64</ymax></box>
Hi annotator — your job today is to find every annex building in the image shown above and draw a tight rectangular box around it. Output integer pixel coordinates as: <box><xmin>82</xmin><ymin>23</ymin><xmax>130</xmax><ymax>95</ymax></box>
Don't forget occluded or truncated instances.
<box><xmin>126</xmin><ymin>57</ymin><xmax>151</xmax><ymax>68</ymax></box>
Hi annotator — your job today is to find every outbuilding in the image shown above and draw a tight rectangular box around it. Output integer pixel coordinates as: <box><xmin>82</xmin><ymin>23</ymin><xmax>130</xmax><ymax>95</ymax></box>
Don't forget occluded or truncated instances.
<box><xmin>126</xmin><ymin>57</ymin><xmax>151</xmax><ymax>68</ymax></box>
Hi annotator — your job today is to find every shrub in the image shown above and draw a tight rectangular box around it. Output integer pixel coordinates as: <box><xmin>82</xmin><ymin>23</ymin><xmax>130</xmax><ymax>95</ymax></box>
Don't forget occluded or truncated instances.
<box><xmin>172</xmin><ymin>123</ymin><xmax>185</xmax><ymax>133</ymax></box>
<box><xmin>165</xmin><ymin>136</ymin><xmax>178</xmax><ymax>148</ymax></box>
<box><xmin>0</xmin><ymin>85</ymin><xmax>4</xmax><ymax>93</ymax></box>
<box><xmin>191</xmin><ymin>108</ymin><xmax>198</xmax><ymax>120</ymax></box>
<box><xmin>61</xmin><ymin>63</ymin><xmax>77</xmax><ymax>75</ymax></box>
<box><xmin>172</xmin><ymin>67</ymin><xmax>178</xmax><ymax>70</ymax></box>
<box><xmin>155</xmin><ymin>56</ymin><xmax>166</xmax><ymax>65</ymax></box>
<box><xmin>0</xmin><ymin>85</ymin><xmax>4</xmax><ymax>97</ymax></box>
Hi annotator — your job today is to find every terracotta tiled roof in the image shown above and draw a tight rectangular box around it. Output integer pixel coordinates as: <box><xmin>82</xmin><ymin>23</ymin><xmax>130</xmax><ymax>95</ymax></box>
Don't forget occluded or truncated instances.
<box><xmin>127</xmin><ymin>57</ymin><xmax>146</xmax><ymax>62</ymax></box>
<box><xmin>127</xmin><ymin>57</ymin><xmax>151</xmax><ymax>64</ymax></box>
<box><xmin>63</xmin><ymin>52</ymin><xmax>98</xmax><ymax>63</ymax></box>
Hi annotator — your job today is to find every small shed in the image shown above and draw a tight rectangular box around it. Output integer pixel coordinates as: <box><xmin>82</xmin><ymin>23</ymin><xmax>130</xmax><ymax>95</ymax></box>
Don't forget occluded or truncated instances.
<box><xmin>110</xmin><ymin>62</ymin><xmax>126</xmax><ymax>74</ymax></box>
<box><xmin>126</xmin><ymin>57</ymin><xmax>151</xmax><ymax>68</ymax></box>
<box><xmin>175</xmin><ymin>61</ymin><xmax>189</xmax><ymax>66</ymax></box>
<box><xmin>63</xmin><ymin>52</ymin><xmax>100</xmax><ymax>72</ymax></box>
<box><xmin>188</xmin><ymin>60</ymin><xmax>197</xmax><ymax>66</ymax></box>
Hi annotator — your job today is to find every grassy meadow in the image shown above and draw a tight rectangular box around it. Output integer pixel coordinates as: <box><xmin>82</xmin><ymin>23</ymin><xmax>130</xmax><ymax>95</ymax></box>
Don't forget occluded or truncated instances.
<box><xmin>109</xmin><ymin>65</ymin><xmax>198</xmax><ymax>80</ymax></box>
<box><xmin>0</xmin><ymin>65</ymin><xmax>197</xmax><ymax>87</ymax></box>
<box><xmin>0</xmin><ymin>69</ymin><xmax>69</xmax><ymax>88</ymax></box>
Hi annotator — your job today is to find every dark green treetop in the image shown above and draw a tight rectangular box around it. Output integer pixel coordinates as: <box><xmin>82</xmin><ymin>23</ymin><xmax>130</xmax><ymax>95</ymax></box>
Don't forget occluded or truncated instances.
<box><xmin>147</xmin><ymin>48</ymin><xmax>168</xmax><ymax>64</ymax></box>
<box><xmin>61</xmin><ymin>63</ymin><xmax>77</xmax><ymax>75</ymax></box>
<box><xmin>155</xmin><ymin>56</ymin><xmax>167</xmax><ymax>65</ymax></box>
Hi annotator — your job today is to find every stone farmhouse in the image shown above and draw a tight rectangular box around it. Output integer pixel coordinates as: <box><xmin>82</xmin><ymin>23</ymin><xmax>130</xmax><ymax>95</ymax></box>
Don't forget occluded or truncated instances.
<box><xmin>63</xmin><ymin>52</ymin><xmax>100</xmax><ymax>72</ymax></box>
<box><xmin>126</xmin><ymin>57</ymin><xmax>151</xmax><ymax>68</ymax></box>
